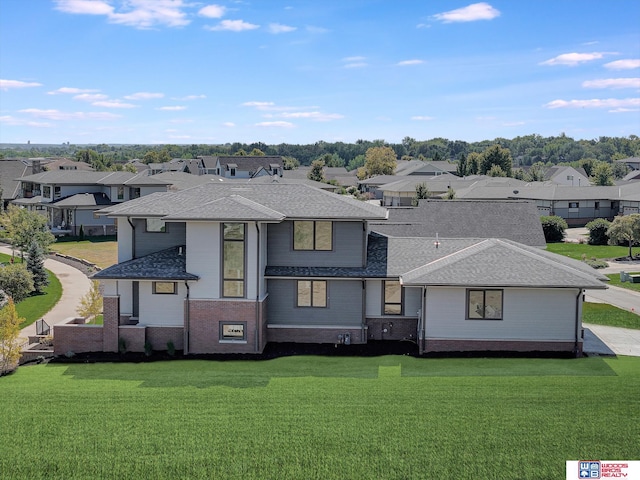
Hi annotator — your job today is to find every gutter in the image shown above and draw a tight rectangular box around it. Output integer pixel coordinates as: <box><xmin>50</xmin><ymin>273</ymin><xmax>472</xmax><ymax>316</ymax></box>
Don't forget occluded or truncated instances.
<box><xmin>574</xmin><ymin>288</ymin><xmax>582</xmax><ymax>357</ymax></box>
<box><xmin>127</xmin><ymin>217</ymin><xmax>136</xmax><ymax>258</ymax></box>
<box><xmin>255</xmin><ymin>222</ymin><xmax>260</xmax><ymax>353</ymax></box>
<box><xmin>184</xmin><ymin>281</ymin><xmax>190</xmax><ymax>355</ymax></box>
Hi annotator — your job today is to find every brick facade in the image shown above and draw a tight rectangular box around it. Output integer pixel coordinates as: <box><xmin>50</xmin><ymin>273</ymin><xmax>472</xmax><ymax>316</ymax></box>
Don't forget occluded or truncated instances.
<box><xmin>54</xmin><ymin>324</ymin><xmax>104</xmax><ymax>355</ymax></box>
<box><xmin>147</xmin><ymin>326</ymin><xmax>183</xmax><ymax>351</ymax></box>
<box><xmin>118</xmin><ymin>326</ymin><xmax>146</xmax><ymax>353</ymax></box>
<box><xmin>188</xmin><ymin>298</ymin><xmax>266</xmax><ymax>354</ymax></box>
<box><xmin>102</xmin><ymin>295</ymin><xmax>120</xmax><ymax>352</ymax></box>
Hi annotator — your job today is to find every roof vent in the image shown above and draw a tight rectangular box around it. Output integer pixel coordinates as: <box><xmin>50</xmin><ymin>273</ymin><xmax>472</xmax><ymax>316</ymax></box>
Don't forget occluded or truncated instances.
<box><xmin>513</xmin><ymin>190</ymin><xmax>519</xmax><ymax>194</ymax></box>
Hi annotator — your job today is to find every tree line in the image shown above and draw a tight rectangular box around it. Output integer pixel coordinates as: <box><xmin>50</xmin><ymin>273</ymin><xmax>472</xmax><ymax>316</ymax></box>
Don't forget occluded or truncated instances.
<box><xmin>1</xmin><ymin>134</ymin><xmax>638</xmax><ymax>172</ymax></box>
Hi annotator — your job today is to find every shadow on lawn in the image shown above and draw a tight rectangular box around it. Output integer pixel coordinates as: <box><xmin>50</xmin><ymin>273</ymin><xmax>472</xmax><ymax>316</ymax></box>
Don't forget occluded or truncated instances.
<box><xmin>51</xmin><ymin>343</ymin><xmax>617</xmax><ymax>389</ymax></box>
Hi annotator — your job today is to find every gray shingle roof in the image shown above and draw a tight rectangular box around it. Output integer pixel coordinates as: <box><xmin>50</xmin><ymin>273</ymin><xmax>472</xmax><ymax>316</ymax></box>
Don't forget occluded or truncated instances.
<box><xmin>51</xmin><ymin>192</ymin><xmax>113</xmax><ymax>207</ymax></box>
<box><xmin>401</xmin><ymin>238</ymin><xmax>608</xmax><ymax>289</ymax></box>
<box><xmin>99</xmin><ymin>183</ymin><xmax>388</xmax><ymax>221</ymax></box>
<box><xmin>370</xmin><ymin>200</ymin><xmax>547</xmax><ymax>247</ymax></box>
<box><xmin>164</xmin><ymin>195</ymin><xmax>285</xmax><ymax>221</ymax></box>
<box><xmin>92</xmin><ymin>246</ymin><xmax>198</xmax><ymax>281</ymax></box>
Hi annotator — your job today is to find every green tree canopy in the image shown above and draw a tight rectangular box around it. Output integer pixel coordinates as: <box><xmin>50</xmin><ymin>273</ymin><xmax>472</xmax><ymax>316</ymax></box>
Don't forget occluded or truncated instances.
<box><xmin>412</xmin><ymin>183</ymin><xmax>430</xmax><ymax>206</ymax></box>
<box><xmin>0</xmin><ymin>264</ymin><xmax>34</xmax><ymax>303</ymax></box>
<box><xmin>591</xmin><ymin>162</ymin><xmax>614</xmax><ymax>186</ymax></box>
<box><xmin>607</xmin><ymin>214</ymin><xmax>640</xmax><ymax>258</ymax></box>
<box><xmin>0</xmin><ymin>206</ymin><xmax>56</xmax><ymax>258</ymax></box>
<box><xmin>480</xmin><ymin>145</ymin><xmax>513</xmax><ymax>176</ymax></box>
<box><xmin>364</xmin><ymin>146</ymin><xmax>397</xmax><ymax>178</ymax></box>
<box><xmin>307</xmin><ymin>160</ymin><xmax>326</xmax><ymax>183</ymax></box>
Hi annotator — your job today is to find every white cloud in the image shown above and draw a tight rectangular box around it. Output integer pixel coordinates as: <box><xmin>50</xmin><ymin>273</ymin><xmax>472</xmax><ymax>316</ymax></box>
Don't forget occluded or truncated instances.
<box><xmin>582</xmin><ymin>78</ymin><xmax>640</xmax><ymax>89</ymax></box>
<box><xmin>157</xmin><ymin>105</ymin><xmax>187</xmax><ymax>111</ymax></box>
<box><xmin>55</xmin><ymin>0</ymin><xmax>190</xmax><ymax>29</ymax></box>
<box><xmin>19</xmin><ymin>108</ymin><xmax>121</xmax><ymax>120</ymax></box>
<box><xmin>411</xmin><ymin>116</ymin><xmax>434</xmax><ymax>121</ymax></box>
<box><xmin>268</xmin><ymin>23</ymin><xmax>296</xmax><ymax>34</ymax></box>
<box><xmin>305</xmin><ymin>25</ymin><xmax>329</xmax><ymax>34</ymax></box>
<box><xmin>243</xmin><ymin>101</ymin><xmax>275</xmax><ymax>109</ymax></box>
<box><xmin>540</xmin><ymin>52</ymin><xmax>610</xmax><ymax>66</ymax></box>
<box><xmin>0</xmin><ymin>115</ymin><xmax>52</xmax><ymax>127</ymax></box>
<box><xmin>278</xmin><ymin>111</ymin><xmax>344</xmax><ymax>121</ymax></box>
<box><xmin>198</xmin><ymin>5</ymin><xmax>226</xmax><ymax>18</ymax></box>
<box><xmin>73</xmin><ymin>93</ymin><xmax>109</xmax><ymax>102</ymax></box>
<box><xmin>206</xmin><ymin>19</ymin><xmax>259</xmax><ymax>32</ymax></box>
<box><xmin>503</xmin><ymin>121</ymin><xmax>525</xmax><ymax>127</ymax></box>
<box><xmin>124</xmin><ymin>92</ymin><xmax>164</xmax><ymax>100</ymax></box>
<box><xmin>344</xmin><ymin>62</ymin><xmax>368</xmax><ymax>69</ymax></box>
<box><xmin>342</xmin><ymin>57</ymin><xmax>367</xmax><ymax>68</ymax></box>
<box><xmin>343</xmin><ymin>56</ymin><xmax>366</xmax><ymax>62</ymax></box>
<box><xmin>92</xmin><ymin>100</ymin><xmax>137</xmax><ymax>108</ymax></box>
<box><xmin>544</xmin><ymin>98</ymin><xmax>640</xmax><ymax>109</ymax></box>
<box><xmin>48</xmin><ymin>87</ymin><xmax>99</xmax><ymax>94</ymax></box>
<box><xmin>1</xmin><ymin>79</ymin><xmax>43</xmax><ymax>90</ymax></box>
<box><xmin>604</xmin><ymin>59</ymin><xmax>640</xmax><ymax>70</ymax></box>
<box><xmin>432</xmin><ymin>3</ymin><xmax>500</xmax><ymax>23</ymax></box>
<box><xmin>173</xmin><ymin>94</ymin><xmax>206</xmax><ymax>100</ymax></box>
<box><xmin>609</xmin><ymin>108</ymin><xmax>640</xmax><ymax>113</ymax></box>
<box><xmin>397</xmin><ymin>59</ymin><xmax>424</xmax><ymax>66</ymax></box>
<box><xmin>255</xmin><ymin>121</ymin><xmax>294</xmax><ymax>127</ymax></box>
<box><xmin>54</xmin><ymin>0</ymin><xmax>113</xmax><ymax>15</ymax></box>
<box><xmin>223</xmin><ymin>122</ymin><xmax>236</xmax><ymax>127</ymax></box>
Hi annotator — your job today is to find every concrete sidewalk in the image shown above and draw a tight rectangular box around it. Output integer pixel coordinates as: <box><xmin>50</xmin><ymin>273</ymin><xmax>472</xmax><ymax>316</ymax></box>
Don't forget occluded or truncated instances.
<box><xmin>0</xmin><ymin>246</ymin><xmax>92</xmax><ymax>338</ymax></box>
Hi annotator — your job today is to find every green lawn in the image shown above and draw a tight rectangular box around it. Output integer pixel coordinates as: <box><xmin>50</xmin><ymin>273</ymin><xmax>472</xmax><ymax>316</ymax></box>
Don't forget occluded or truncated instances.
<box><xmin>49</xmin><ymin>236</ymin><xmax>118</xmax><ymax>269</ymax></box>
<box><xmin>546</xmin><ymin>242</ymin><xmax>631</xmax><ymax>260</ymax></box>
<box><xmin>583</xmin><ymin>302</ymin><xmax>640</xmax><ymax>329</ymax></box>
<box><xmin>1</xmin><ymin>356</ymin><xmax>638</xmax><ymax>480</ymax></box>
<box><xmin>606</xmin><ymin>272</ymin><xmax>640</xmax><ymax>293</ymax></box>
<box><xmin>0</xmin><ymin>253</ymin><xmax>63</xmax><ymax>328</ymax></box>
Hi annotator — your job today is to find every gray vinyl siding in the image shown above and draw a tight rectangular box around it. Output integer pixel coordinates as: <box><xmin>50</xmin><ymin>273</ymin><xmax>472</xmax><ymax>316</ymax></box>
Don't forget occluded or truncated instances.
<box><xmin>267</xmin><ymin>221</ymin><xmax>365</xmax><ymax>267</ymax></box>
<box><xmin>132</xmin><ymin>218</ymin><xmax>186</xmax><ymax>258</ymax></box>
<box><xmin>267</xmin><ymin>279</ymin><xmax>363</xmax><ymax>326</ymax></box>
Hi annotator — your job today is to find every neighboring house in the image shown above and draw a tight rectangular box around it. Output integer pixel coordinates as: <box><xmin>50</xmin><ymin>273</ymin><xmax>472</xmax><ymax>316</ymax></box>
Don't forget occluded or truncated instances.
<box><xmin>55</xmin><ymin>183</ymin><xmax>607</xmax><ymax>357</ymax></box>
<box><xmin>454</xmin><ymin>182</ymin><xmax>640</xmax><ymax>225</ymax></box>
<box><xmin>43</xmin><ymin>157</ymin><xmax>95</xmax><ymax>171</ymax></box>
<box><xmin>197</xmin><ymin>155</ymin><xmax>284</xmax><ymax>178</ymax></box>
<box><xmin>0</xmin><ymin>159</ymin><xmax>38</xmax><ymax>209</ymax></box>
<box><xmin>396</xmin><ymin>160</ymin><xmax>458</xmax><ymax>176</ymax></box>
<box><xmin>544</xmin><ymin>166</ymin><xmax>590</xmax><ymax>186</ymax></box>
<box><xmin>615</xmin><ymin>157</ymin><xmax>640</xmax><ymax>171</ymax></box>
<box><xmin>370</xmin><ymin>200</ymin><xmax>547</xmax><ymax>248</ymax></box>
<box><xmin>285</xmin><ymin>166</ymin><xmax>358</xmax><ymax>187</ymax></box>
<box><xmin>13</xmin><ymin>171</ymin><xmax>170</xmax><ymax>235</ymax></box>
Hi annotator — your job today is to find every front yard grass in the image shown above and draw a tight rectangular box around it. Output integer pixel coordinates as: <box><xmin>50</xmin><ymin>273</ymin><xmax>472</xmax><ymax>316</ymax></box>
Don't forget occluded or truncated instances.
<box><xmin>583</xmin><ymin>302</ymin><xmax>640</xmax><ymax>329</ymax></box>
<box><xmin>605</xmin><ymin>273</ymin><xmax>640</xmax><ymax>293</ymax></box>
<box><xmin>546</xmin><ymin>242</ymin><xmax>631</xmax><ymax>260</ymax></box>
<box><xmin>49</xmin><ymin>236</ymin><xmax>117</xmax><ymax>269</ymax></box>
<box><xmin>1</xmin><ymin>356</ymin><xmax>638</xmax><ymax>480</ymax></box>
<box><xmin>0</xmin><ymin>253</ymin><xmax>62</xmax><ymax>328</ymax></box>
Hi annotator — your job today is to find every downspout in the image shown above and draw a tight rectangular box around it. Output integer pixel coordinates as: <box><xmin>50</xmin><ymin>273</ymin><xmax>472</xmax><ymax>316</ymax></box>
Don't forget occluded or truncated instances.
<box><xmin>574</xmin><ymin>288</ymin><xmax>583</xmax><ymax>358</ymax></box>
<box><xmin>420</xmin><ymin>287</ymin><xmax>427</xmax><ymax>354</ymax></box>
<box><xmin>127</xmin><ymin>217</ymin><xmax>136</xmax><ymax>259</ymax></box>
<box><xmin>184</xmin><ymin>281</ymin><xmax>190</xmax><ymax>355</ymax></box>
<box><xmin>255</xmin><ymin>223</ymin><xmax>260</xmax><ymax>353</ymax></box>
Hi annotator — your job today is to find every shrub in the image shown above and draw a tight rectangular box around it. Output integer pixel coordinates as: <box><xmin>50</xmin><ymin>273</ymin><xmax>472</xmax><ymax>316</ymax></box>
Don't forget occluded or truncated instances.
<box><xmin>118</xmin><ymin>337</ymin><xmax>127</xmax><ymax>354</ymax></box>
<box><xmin>167</xmin><ymin>340</ymin><xmax>175</xmax><ymax>357</ymax></box>
<box><xmin>540</xmin><ymin>215</ymin><xmax>568</xmax><ymax>243</ymax></box>
<box><xmin>583</xmin><ymin>259</ymin><xmax>608</xmax><ymax>269</ymax></box>
<box><xmin>144</xmin><ymin>340</ymin><xmax>153</xmax><ymax>357</ymax></box>
<box><xmin>585</xmin><ymin>218</ymin><xmax>611</xmax><ymax>245</ymax></box>
<box><xmin>0</xmin><ymin>264</ymin><xmax>34</xmax><ymax>302</ymax></box>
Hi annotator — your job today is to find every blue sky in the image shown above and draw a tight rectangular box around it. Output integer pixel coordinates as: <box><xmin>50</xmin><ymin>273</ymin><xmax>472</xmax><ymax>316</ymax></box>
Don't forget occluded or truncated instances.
<box><xmin>1</xmin><ymin>0</ymin><xmax>639</xmax><ymax>145</ymax></box>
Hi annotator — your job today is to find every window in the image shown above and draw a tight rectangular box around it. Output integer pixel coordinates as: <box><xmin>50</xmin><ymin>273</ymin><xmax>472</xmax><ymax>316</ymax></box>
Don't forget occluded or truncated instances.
<box><xmin>595</xmin><ymin>201</ymin><xmax>600</xmax><ymax>210</ymax></box>
<box><xmin>293</xmin><ymin>221</ymin><xmax>332</xmax><ymax>251</ymax></box>
<box><xmin>130</xmin><ymin>187</ymin><xmax>141</xmax><ymax>199</ymax></box>
<box><xmin>117</xmin><ymin>186</ymin><xmax>124</xmax><ymax>200</ymax></box>
<box><xmin>467</xmin><ymin>289</ymin><xmax>503</xmax><ymax>320</ymax></box>
<box><xmin>42</xmin><ymin>186</ymin><xmax>51</xmax><ymax>198</ymax></box>
<box><xmin>223</xmin><ymin>223</ymin><xmax>245</xmax><ymax>297</ymax></box>
<box><xmin>383</xmin><ymin>280</ymin><xmax>402</xmax><ymax>315</ymax></box>
<box><xmin>220</xmin><ymin>323</ymin><xmax>246</xmax><ymax>341</ymax></box>
<box><xmin>569</xmin><ymin>202</ymin><xmax>579</xmax><ymax>209</ymax></box>
<box><xmin>297</xmin><ymin>280</ymin><xmax>327</xmax><ymax>307</ymax></box>
<box><xmin>153</xmin><ymin>282</ymin><xmax>176</xmax><ymax>294</ymax></box>
<box><xmin>54</xmin><ymin>186</ymin><xmax>61</xmax><ymax>199</ymax></box>
<box><xmin>146</xmin><ymin>218</ymin><xmax>166</xmax><ymax>232</ymax></box>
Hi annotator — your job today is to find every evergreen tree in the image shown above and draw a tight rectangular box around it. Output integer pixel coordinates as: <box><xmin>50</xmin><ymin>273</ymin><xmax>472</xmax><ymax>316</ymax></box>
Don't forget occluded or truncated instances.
<box><xmin>308</xmin><ymin>160</ymin><xmax>326</xmax><ymax>182</ymax></box>
<box><xmin>26</xmin><ymin>242</ymin><xmax>49</xmax><ymax>294</ymax></box>
<box><xmin>412</xmin><ymin>183</ymin><xmax>430</xmax><ymax>206</ymax></box>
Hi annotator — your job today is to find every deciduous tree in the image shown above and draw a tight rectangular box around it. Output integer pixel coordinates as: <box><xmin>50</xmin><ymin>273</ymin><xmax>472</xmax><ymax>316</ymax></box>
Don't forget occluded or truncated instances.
<box><xmin>0</xmin><ymin>299</ymin><xmax>24</xmax><ymax>375</ymax></box>
<box><xmin>307</xmin><ymin>160</ymin><xmax>326</xmax><ymax>183</ymax></box>
<box><xmin>412</xmin><ymin>183</ymin><xmax>430</xmax><ymax>206</ymax></box>
<box><xmin>607</xmin><ymin>214</ymin><xmax>640</xmax><ymax>258</ymax></box>
<box><xmin>364</xmin><ymin>146</ymin><xmax>397</xmax><ymax>178</ymax></box>
<box><xmin>480</xmin><ymin>145</ymin><xmax>513</xmax><ymax>176</ymax></box>
<box><xmin>76</xmin><ymin>280</ymin><xmax>103</xmax><ymax>320</ymax></box>
<box><xmin>0</xmin><ymin>206</ymin><xmax>55</xmax><ymax>260</ymax></box>
<box><xmin>591</xmin><ymin>162</ymin><xmax>614</xmax><ymax>186</ymax></box>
